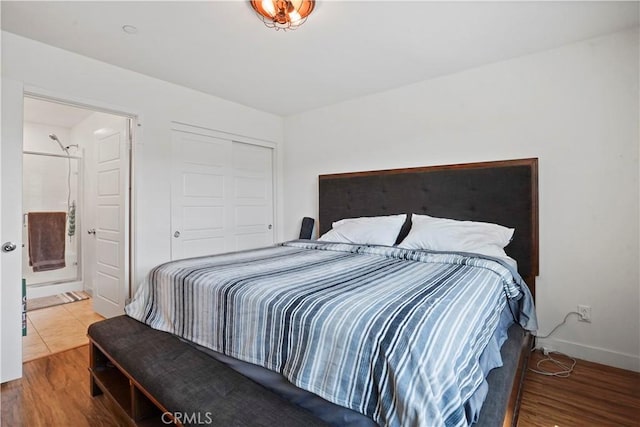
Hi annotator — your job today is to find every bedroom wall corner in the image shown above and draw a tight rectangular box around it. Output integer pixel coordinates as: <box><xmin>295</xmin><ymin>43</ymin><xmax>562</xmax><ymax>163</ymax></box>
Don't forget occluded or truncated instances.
<box><xmin>282</xmin><ymin>28</ymin><xmax>640</xmax><ymax>371</ymax></box>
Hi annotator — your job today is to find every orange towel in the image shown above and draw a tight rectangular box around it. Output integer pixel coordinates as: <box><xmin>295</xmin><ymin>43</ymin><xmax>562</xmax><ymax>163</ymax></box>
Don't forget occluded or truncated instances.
<box><xmin>28</xmin><ymin>212</ymin><xmax>66</xmax><ymax>272</ymax></box>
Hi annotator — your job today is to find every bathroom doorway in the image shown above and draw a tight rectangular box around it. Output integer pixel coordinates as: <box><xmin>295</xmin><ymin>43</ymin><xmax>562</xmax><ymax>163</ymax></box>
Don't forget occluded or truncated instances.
<box><xmin>22</xmin><ymin>95</ymin><xmax>133</xmax><ymax>361</ymax></box>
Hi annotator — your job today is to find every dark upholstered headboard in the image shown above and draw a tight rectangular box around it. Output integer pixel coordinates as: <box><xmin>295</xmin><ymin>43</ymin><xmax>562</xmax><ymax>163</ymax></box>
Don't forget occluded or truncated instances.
<box><xmin>318</xmin><ymin>158</ymin><xmax>539</xmax><ymax>297</ymax></box>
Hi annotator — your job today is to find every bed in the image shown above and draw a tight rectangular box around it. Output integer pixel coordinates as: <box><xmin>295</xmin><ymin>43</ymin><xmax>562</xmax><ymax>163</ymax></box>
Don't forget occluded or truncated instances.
<box><xmin>110</xmin><ymin>158</ymin><xmax>539</xmax><ymax>427</ymax></box>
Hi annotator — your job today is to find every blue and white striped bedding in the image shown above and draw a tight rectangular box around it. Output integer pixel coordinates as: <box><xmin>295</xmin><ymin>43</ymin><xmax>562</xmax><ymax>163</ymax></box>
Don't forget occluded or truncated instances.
<box><xmin>126</xmin><ymin>241</ymin><xmax>537</xmax><ymax>427</ymax></box>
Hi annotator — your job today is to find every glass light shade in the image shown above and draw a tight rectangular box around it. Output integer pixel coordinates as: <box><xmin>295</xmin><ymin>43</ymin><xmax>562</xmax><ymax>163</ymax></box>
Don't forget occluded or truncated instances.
<box><xmin>250</xmin><ymin>0</ymin><xmax>315</xmax><ymax>31</ymax></box>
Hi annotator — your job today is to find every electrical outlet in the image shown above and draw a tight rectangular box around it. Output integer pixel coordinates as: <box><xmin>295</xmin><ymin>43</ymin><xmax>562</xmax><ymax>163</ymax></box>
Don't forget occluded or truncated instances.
<box><xmin>577</xmin><ymin>305</ymin><xmax>592</xmax><ymax>323</ymax></box>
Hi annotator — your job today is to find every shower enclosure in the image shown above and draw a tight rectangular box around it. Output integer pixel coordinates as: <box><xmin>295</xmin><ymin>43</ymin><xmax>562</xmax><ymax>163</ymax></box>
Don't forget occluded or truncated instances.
<box><xmin>22</xmin><ymin>148</ymin><xmax>82</xmax><ymax>295</ymax></box>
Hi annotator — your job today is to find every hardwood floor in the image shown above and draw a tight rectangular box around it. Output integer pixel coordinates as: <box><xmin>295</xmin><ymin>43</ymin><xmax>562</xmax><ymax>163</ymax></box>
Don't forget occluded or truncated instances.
<box><xmin>1</xmin><ymin>346</ymin><xmax>638</xmax><ymax>426</ymax></box>
<box><xmin>1</xmin><ymin>346</ymin><xmax>130</xmax><ymax>427</ymax></box>
<box><xmin>518</xmin><ymin>350</ymin><xmax>640</xmax><ymax>427</ymax></box>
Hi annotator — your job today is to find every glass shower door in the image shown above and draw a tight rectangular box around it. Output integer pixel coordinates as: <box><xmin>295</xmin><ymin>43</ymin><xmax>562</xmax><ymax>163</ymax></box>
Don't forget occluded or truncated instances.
<box><xmin>22</xmin><ymin>152</ymin><xmax>81</xmax><ymax>286</ymax></box>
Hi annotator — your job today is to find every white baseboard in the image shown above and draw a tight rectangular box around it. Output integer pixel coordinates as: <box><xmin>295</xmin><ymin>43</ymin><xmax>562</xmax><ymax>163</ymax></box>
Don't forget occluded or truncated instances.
<box><xmin>537</xmin><ymin>337</ymin><xmax>640</xmax><ymax>372</ymax></box>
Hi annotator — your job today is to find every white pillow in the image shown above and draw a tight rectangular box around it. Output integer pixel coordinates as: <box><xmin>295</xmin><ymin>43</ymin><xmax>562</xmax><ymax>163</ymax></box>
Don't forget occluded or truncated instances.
<box><xmin>398</xmin><ymin>214</ymin><xmax>514</xmax><ymax>259</ymax></box>
<box><xmin>318</xmin><ymin>214</ymin><xmax>407</xmax><ymax>246</ymax></box>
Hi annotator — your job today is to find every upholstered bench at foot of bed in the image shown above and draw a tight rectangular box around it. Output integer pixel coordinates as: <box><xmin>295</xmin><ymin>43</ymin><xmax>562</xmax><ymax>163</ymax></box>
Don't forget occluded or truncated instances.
<box><xmin>88</xmin><ymin>315</ymin><xmax>328</xmax><ymax>427</ymax></box>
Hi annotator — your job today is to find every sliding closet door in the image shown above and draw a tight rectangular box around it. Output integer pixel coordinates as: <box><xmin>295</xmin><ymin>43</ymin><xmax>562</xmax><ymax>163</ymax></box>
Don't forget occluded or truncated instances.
<box><xmin>171</xmin><ymin>127</ymin><xmax>274</xmax><ymax>260</ymax></box>
<box><xmin>171</xmin><ymin>131</ymin><xmax>230</xmax><ymax>259</ymax></box>
<box><xmin>230</xmin><ymin>142</ymin><xmax>274</xmax><ymax>250</ymax></box>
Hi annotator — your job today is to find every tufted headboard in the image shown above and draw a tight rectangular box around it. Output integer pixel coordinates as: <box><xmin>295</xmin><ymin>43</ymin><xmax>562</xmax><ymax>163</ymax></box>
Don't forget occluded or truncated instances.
<box><xmin>318</xmin><ymin>158</ymin><xmax>539</xmax><ymax>297</ymax></box>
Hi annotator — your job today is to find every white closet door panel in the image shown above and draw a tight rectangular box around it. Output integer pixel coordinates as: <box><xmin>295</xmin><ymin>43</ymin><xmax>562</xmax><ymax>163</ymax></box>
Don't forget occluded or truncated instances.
<box><xmin>235</xmin><ymin>233</ymin><xmax>270</xmax><ymax>251</ymax></box>
<box><xmin>233</xmin><ymin>142</ymin><xmax>271</xmax><ymax>172</ymax></box>
<box><xmin>183</xmin><ymin>206</ymin><xmax>224</xmax><ymax>231</ymax></box>
<box><xmin>181</xmin><ymin>134</ymin><xmax>228</xmax><ymax>167</ymax></box>
<box><xmin>182</xmin><ymin>172</ymin><xmax>225</xmax><ymax>198</ymax></box>
<box><xmin>235</xmin><ymin>205</ymin><xmax>267</xmax><ymax>227</ymax></box>
<box><xmin>183</xmin><ymin>237</ymin><xmax>226</xmax><ymax>258</ymax></box>
<box><xmin>171</xmin><ymin>128</ymin><xmax>275</xmax><ymax>260</ymax></box>
<box><xmin>235</xmin><ymin>176</ymin><xmax>267</xmax><ymax>199</ymax></box>
<box><xmin>230</xmin><ymin>142</ymin><xmax>274</xmax><ymax>246</ymax></box>
<box><xmin>171</xmin><ymin>131</ymin><xmax>231</xmax><ymax>260</ymax></box>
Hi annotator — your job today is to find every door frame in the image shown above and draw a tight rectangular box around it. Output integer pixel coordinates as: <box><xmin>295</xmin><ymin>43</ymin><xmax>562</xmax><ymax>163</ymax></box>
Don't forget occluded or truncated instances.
<box><xmin>24</xmin><ymin>89</ymin><xmax>138</xmax><ymax>299</ymax></box>
<box><xmin>2</xmin><ymin>85</ymin><xmax>139</xmax><ymax>381</ymax></box>
<box><xmin>169</xmin><ymin>121</ymin><xmax>278</xmax><ymax>257</ymax></box>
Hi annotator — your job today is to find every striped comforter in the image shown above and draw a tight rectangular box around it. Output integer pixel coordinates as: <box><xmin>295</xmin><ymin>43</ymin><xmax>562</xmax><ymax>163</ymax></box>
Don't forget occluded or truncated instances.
<box><xmin>126</xmin><ymin>241</ymin><xmax>536</xmax><ymax>427</ymax></box>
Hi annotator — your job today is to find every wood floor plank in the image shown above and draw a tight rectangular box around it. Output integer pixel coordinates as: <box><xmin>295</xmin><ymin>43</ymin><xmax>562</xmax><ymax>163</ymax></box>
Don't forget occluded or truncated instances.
<box><xmin>2</xmin><ymin>346</ymin><xmax>638</xmax><ymax>426</ymax></box>
<box><xmin>518</xmin><ymin>350</ymin><xmax>640</xmax><ymax>427</ymax></box>
<box><xmin>1</xmin><ymin>346</ymin><xmax>130</xmax><ymax>427</ymax></box>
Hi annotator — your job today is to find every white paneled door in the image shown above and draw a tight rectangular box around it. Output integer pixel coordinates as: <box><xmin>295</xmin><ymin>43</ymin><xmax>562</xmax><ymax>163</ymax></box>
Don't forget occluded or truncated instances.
<box><xmin>1</xmin><ymin>80</ymin><xmax>24</xmax><ymax>382</ymax></box>
<box><xmin>171</xmin><ymin>128</ymin><xmax>274</xmax><ymax>260</ymax></box>
<box><xmin>93</xmin><ymin>126</ymin><xmax>129</xmax><ymax>318</ymax></box>
<box><xmin>231</xmin><ymin>141</ymin><xmax>274</xmax><ymax>250</ymax></box>
<box><xmin>171</xmin><ymin>131</ymin><xmax>230</xmax><ymax>259</ymax></box>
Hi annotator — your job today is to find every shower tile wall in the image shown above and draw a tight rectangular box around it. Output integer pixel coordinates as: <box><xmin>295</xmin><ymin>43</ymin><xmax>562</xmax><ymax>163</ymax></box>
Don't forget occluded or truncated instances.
<box><xmin>22</xmin><ymin>122</ymin><xmax>81</xmax><ymax>286</ymax></box>
<box><xmin>23</xmin><ymin>122</ymin><xmax>71</xmax><ymax>155</ymax></box>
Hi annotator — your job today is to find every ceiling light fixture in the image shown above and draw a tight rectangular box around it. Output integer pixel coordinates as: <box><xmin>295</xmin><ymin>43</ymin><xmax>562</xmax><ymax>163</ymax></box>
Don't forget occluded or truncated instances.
<box><xmin>249</xmin><ymin>0</ymin><xmax>315</xmax><ymax>31</ymax></box>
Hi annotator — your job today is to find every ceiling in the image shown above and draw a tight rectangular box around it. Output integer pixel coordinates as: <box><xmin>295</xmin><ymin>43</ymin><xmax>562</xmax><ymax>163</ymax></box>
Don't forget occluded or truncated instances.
<box><xmin>24</xmin><ymin>97</ymin><xmax>94</xmax><ymax>128</ymax></box>
<box><xmin>2</xmin><ymin>1</ymin><xmax>638</xmax><ymax>116</ymax></box>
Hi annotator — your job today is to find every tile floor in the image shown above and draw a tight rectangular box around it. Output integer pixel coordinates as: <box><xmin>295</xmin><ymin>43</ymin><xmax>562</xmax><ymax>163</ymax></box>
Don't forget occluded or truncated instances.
<box><xmin>22</xmin><ymin>299</ymin><xmax>104</xmax><ymax>362</ymax></box>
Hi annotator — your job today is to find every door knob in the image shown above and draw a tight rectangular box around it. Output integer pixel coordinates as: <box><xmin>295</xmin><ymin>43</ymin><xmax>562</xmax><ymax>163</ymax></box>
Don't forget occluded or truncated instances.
<box><xmin>174</xmin><ymin>231</ymin><xmax>181</xmax><ymax>238</ymax></box>
<box><xmin>268</xmin><ymin>224</ymin><xmax>272</xmax><ymax>230</ymax></box>
<box><xmin>87</xmin><ymin>229</ymin><xmax>96</xmax><ymax>235</ymax></box>
<box><xmin>2</xmin><ymin>242</ymin><xmax>17</xmax><ymax>252</ymax></box>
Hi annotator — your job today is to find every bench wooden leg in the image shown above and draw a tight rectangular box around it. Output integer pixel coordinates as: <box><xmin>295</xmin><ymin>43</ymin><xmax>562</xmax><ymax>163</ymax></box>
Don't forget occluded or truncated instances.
<box><xmin>89</xmin><ymin>342</ymin><xmax>103</xmax><ymax>397</ymax></box>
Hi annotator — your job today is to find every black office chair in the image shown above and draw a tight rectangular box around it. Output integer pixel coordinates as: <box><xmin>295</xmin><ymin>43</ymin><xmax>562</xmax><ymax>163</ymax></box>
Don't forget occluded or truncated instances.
<box><xmin>299</xmin><ymin>217</ymin><xmax>315</xmax><ymax>240</ymax></box>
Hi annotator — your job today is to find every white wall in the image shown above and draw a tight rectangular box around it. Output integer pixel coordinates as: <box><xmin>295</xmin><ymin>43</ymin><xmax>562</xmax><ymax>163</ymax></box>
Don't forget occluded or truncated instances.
<box><xmin>1</xmin><ymin>31</ymin><xmax>284</xmax><ymax>289</ymax></box>
<box><xmin>283</xmin><ymin>29</ymin><xmax>640</xmax><ymax>371</ymax></box>
<box><xmin>1</xmin><ymin>31</ymin><xmax>283</xmax><ymax>381</ymax></box>
<box><xmin>23</xmin><ymin>122</ymin><xmax>71</xmax><ymax>154</ymax></box>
